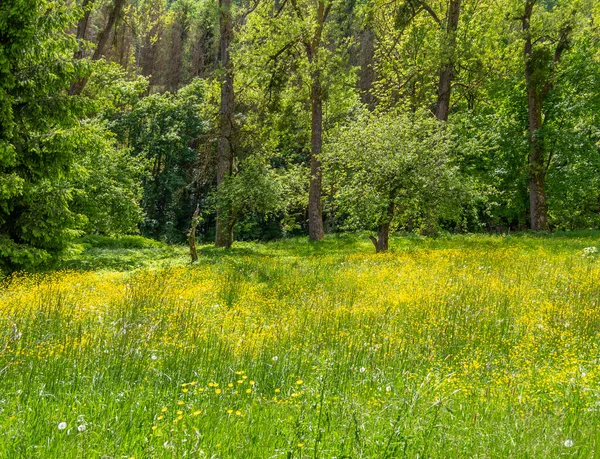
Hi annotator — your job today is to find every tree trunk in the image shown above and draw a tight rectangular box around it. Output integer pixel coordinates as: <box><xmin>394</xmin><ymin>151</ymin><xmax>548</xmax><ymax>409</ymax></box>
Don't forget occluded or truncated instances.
<box><xmin>69</xmin><ymin>0</ymin><xmax>94</xmax><ymax>95</ymax></box>
<box><xmin>92</xmin><ymin>0</ymin><xmax>125</xmax><ymax>61</ymax></box>
<box><xmin>526</xmin><ymin>85</ymin><xmax>549</xmax><ymax>230</ymax></box>
<box><xmin>303</xmin><ymin>0</ymin><xmax>331</xmax><ymax>241</ymax></box>
<box><xmin>434</xmin><ymin>0</ymin><xmax>461</xmax><ymax>121</ymax></box>
<box><xmin>523</xmin><ymin>0</ymin><xmax>549</xmax><ymax>230</ymax></box>
<box><xmin>215</xmin><ymin>0</ymin><xmax>235</xmax><ymax>248</ymax></box>
<box><xmin>358</xmin><ymin>27</ymin><xmax>376</xmax><ymax>110</ymax></box>
<box><xmin>73</xmin><ymin>0</ymin><xmax>94</xmax><ymax>60</ymax></box>
<box><xmin>308</xmin><ymin>71</ymin><xmax>325</xmax><ymax>241</ymax></box>
<box><xmin>188</xmin><ymin>205</ymin><xmax>200</xmax><ymax>263</ymax></box>
<box><xmin>70</xmin><ymin>0</ymin><xmax>125</xmax><ymax>96</ymax></box>
<box><xmin>369</xmin><ymin>201</ymin><xmax>394</xmax><ymax>253</ymax></box>
<box><xmin>369</xmin><ymin>223</ymin><xmax>390</xmax><ymax>253</ymax></box>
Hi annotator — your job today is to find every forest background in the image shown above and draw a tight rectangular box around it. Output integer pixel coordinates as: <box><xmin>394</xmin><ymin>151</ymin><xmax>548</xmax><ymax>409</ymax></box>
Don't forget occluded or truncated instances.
<box><xmin>1</xmin><ymin>0</ymin><xmax>600</xmax><ymax>271</ymax></box>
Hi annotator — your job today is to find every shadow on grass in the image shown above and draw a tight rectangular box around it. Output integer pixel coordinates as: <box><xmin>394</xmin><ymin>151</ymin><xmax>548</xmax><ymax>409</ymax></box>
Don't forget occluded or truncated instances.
<box><xmin>56</xmin><ymin>235</ymin><xmax>189</xmax><ymax>272</ymax></box>
<box><xmin>54</xmin><ymin>230</ymin><xmax>600</xmax><ymax>274</ymax></box>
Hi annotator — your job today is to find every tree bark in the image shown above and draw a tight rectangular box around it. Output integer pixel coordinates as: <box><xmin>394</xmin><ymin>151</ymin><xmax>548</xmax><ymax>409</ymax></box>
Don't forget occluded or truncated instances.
<box><xmin>69</xmin><ymin>0</ymin><xmax>94</xmax><ymax>95</ymax></box>
<box><xmin>358</xmin><ymin>27</ymin><xmax>376</xmax><ymax>110</ymax></box>
<box><xmin>308</xmin><ymin>71</ymin><xmax>325</xmax><ymax>240</ymax></box>
<box><xmin>70</xmin><ymin>0</ymin><xmax>125</xmax><ymax>96</ymax></box>
<box><xmin>188</xmin><ymin>205</ymin><xmax>200</xmax><ymax>263</ymax></box>
<box><xmin>523</xmin><ymin>0</ymin><xmax>547</xmax><ymax>230</ymax></box>
<box><xmin>301</xmin><ymin>0</ymin><xmax>331</xmax><ymax>241</ymax></box>
<box><xmin>434</xmin><ymin>0</ymin><xmax>461</xmax><ymax>121</ymax></box>
<box><xmin>92</xmin><ymin>0</ymin><xmax>125</xmax><ymax>61</ymax></box>
<box><xmin>525</xmin><ymin>79</ymin><xmax>549</xmax><ymax>230</ymax></box>
<box><xmin>369</xmin><ymin>223</ymin><xmax>390</xmax><ymax>253</ymax></box>
<box><xmin>215</xmin><ymin>0</ymin><xmax>235</xmax><ymax>248</ymax></box>
<box><xmin>369</xmin><ymin>201</ymin><xmax>394</xmax><ymax>253</ymax></box>
<box><xmin>73</xmin><ymin>0</ymin><xmax>94</xmax><ymax>60</ymax></box>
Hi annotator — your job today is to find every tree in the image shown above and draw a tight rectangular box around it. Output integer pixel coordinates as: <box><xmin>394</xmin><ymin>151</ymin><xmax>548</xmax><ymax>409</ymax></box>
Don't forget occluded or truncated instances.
<box><xmin>215</xmin><ymin>0</ymin><xmax>236</xmax><ymax>248</ymax></box>
<box><xmin>236</xmin><ymin>0</ymin><xmax>355</xmax><ymax>241</ymax></box>
<box><xmin>215</xmin><ymin>155</ymin><xmax>298</xmax><ymax>237</ymax></box>
<box><xmin>69</xmin><ymin>123</ymin><xmax>146</xmax><ymax>236</ymax></box>
<box><xmin>290</xmin><ymin>0</ymin><xmax>333</xmax><ymax>241</ymax></box>
<box><xmin>371</xmin><ymin>0</ymin><xmax>498</xmax><ymax>121</ymax></box>
<box><xmin>288</xmin><ymin>0</ymin><xmax>333</xmax><ymax>241</ymax></box>
<box><xmin>520</xmin><ymin>0</ymin><xmax>575</xmax><ymax>230</ymax></box>
<box><xmin>0</xmin><ymin>0</ymin><xmax>85</xmax><ymax>271</ymax></box>
<box><xmin>324</xmin><ymin>110</ymin><xmax>467</xmax><ymax>252</ymax></box>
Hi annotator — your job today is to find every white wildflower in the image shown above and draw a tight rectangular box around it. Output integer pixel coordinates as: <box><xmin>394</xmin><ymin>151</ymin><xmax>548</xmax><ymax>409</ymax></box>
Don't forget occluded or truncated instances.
<box><xmin>58</xmin><ymin>422</ymin><xmax>67</xmax><ymax>430</ymax></box>
<box><xmin>77</xmin><ymin>424</ymin><xmax>86</xmax><ymax>432</ymax></box>
<box><xmin>564</xmin><ymin>439</ymin><xmax>574</xmax><ymax>447</ymax></box>
<box><xmin>582</xmin><ymin>246</ymin><xmax>598</xmax><ymax>256</ymax></box>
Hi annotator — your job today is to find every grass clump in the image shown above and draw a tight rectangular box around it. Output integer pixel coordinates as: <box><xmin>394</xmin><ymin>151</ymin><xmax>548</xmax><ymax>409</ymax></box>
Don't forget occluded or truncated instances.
<box><xmin>0</xmin><ymin>233</ymin><xmax>599</xmax><ymax>457</ymax></box>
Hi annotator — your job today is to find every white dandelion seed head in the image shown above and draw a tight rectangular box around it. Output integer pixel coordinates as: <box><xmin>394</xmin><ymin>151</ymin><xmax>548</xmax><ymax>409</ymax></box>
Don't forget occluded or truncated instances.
<box><xmin>359</xmin><ymin>367</ymin><xmax>366</xmax><ymax>373</ymax></box>
<box><xmin>386</xmin><ymin>386</ymin><xmax>392</xmax><ymax>392</ymax></box>
<box><xmin>272</xmin><ymin>356</ymin><xmax>278</xmax><ymax>361</ymax></box>
<box><xmin>564</xmin><ymin>439</ymin><xmax>574</xmax><ymax>447</ymax></box>
<box><xmin>77</xmin><ymin>424</ymin><xmax>86</xmax><ymax>432</ymax></box>
<box><xmin>58</xmin><ymin>422</ymin><xmax>67</xmax><ymax>430</ymax></box>
<box><xmin>151</xmin><ymin>354</ymin><xmax>157</xmax><ymax>361</ymax></box>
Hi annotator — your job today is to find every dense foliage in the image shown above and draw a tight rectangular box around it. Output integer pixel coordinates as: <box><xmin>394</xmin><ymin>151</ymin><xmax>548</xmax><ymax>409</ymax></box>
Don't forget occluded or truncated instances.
<box><xmin>107</xmin><ymin>78</ymin><xmax>210</xmax><ymax>241</ymax></box>
<box><xmin>0</xmin><ymin>1</ymin><xmax>81</xmax><ymax>271</ymax></box>
<box><xmin>1</xmin><ymin>0</ymin><xmax>599</xmax><ymax>270</ymax></box>
<box><xmin>325</xmin><ymin>110</ymin><xmax>468</xmax><ymax>242</ymax></box>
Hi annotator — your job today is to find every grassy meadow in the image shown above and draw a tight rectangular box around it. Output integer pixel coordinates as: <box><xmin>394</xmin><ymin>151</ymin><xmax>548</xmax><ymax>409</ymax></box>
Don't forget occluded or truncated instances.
<box><xmin>1</xmin><ymin>233</ymin><xmax>600</xmax><ymax>458</ymax></box>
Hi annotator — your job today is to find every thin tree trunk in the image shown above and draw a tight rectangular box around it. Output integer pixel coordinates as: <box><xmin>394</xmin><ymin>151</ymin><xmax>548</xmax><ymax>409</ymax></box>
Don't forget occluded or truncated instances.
<box><xmin>70</xmin><ymin>0</ymin><xmax>125</xmax><ymax>95</ymax></box>
<box><xmin>74</xmin><ymin>0</ymin><xmax>93</xmax><ymax>60</ymax></box>
<box><xmin>215</xmin><ymin>0</ymin><xmax>235</xmax><ymax>248</ymax></box>
<box><xmin>69</xmin><ymin>0</ymin><xmax>94</xmax><ymax>94</ymax></box>
<box><xmin>92</xmin><ymin>0</ymin><xmax>125</xmax><ymax>61</ymax></box>
<box><xmin>188</xmin><ymin>205</ymin><xmax>200</xmax><ymax>263</ymax></box>
<box><xmin>358</xmin><ymin>27</ymin><xmax>376</xmax><ymax>110</ymax></box>
<box><xmin>434</xmin><ymin>0</ymin><xmax>461</xmax><ymax>121</ymax></box>
<box><xmin>308</xmin><ymin>71</ymin><xmax>325</xmax><ymax>241</ymax></box>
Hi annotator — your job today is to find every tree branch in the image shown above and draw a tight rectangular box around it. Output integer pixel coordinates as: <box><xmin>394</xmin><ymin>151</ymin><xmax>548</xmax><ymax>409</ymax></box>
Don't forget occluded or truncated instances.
<box><xmin>541</xmin><ymin>22</ymin><xmax>572</xmax><ymax>99</ymax></box>
<box><xmin>419</xmin><ymin>1</ymin><xmax>441</xmax><ymax>25</ymax></box>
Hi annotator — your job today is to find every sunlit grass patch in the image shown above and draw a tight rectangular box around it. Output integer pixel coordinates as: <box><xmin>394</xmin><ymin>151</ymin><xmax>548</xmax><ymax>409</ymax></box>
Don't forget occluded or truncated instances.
<box><xmin>1</xmin><ymin>233</ymin><xmax>599</xmax><ymax>457</ymax></box>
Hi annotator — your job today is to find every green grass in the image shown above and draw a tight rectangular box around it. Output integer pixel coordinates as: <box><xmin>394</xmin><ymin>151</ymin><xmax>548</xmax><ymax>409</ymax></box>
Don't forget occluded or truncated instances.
<box><xmin>1</xmin><ymin>232</ymin><xmax>600</xmax><ymax>458</ymax></box>
<box><xmin>58</xmin><ymin>235</ymin><xmax>189</xmax><ymax>271</ymax></box>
